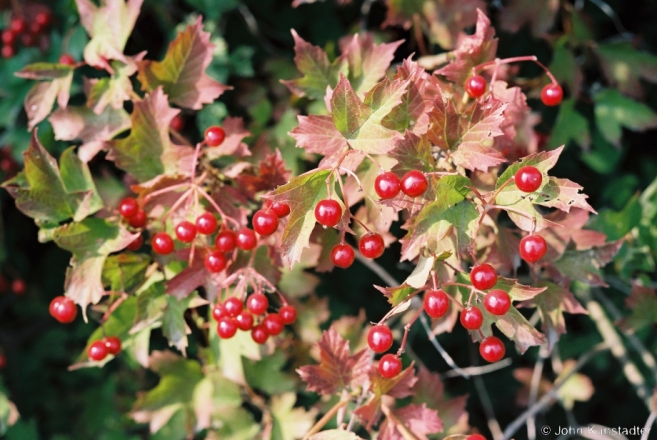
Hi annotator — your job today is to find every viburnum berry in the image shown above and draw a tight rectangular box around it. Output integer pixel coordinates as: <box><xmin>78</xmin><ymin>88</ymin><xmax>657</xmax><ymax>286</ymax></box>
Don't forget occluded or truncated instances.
<box><xmin>270</xmin><ymin>202</ymin><xmax>290</xmax><ymax>218</ymax></box>
<box><xmin>263</xmin><ymin>313</ymin><xmax>284</xmax><ymax>336</ymax></box>
<box><xmin>35</xmin><ymin>11</ymin><xmax>52</xmax><ymax>28</ymax></box>
<box><xmin>464</xmin><ymin>75</ymin><xmax>487</xmax><ymax>98</ymax></box>
<box><xmin>251</xmin><ymin>324</ymin><xmax>268</xmax><ymax>344</ymax></box>
<box><xmin>204</xmin><ymin>251</ymin><xmax>227</xmax><ymax>273</ymax></box>
<box><xmin>314</xmin><ymin>199</ymin><xmax>342</xmax><ymax>227</ymax></box>
<box><xmin>460</xmin><ymin>306</ymin><xmax>484</xmax><ymax>330</ymax></box>
<box><xmin>169</xmin><ymin>114</ymin><xmax>184</xmax><ymax>132</ymax></box>
<box><xmin>331</xmin><ymin>243</ymin><xmax>355</xmax><ymax>268</ymax></box>
<box><xmin>217</xmin><ymin>317</ymin><xmax>237</xmax><ymax>339</ymax></box>
<box><xmin>127</xmin><ymin>234</ymin><xmax>143</xmax><ymax>251</ymax></box>
<box><xmin>9</xmin><ymin>18</ymin><xmax>26</xmax><ymax>34</ymax></box>
<box><xmin>49</xmin><ymin>296</ymin><xmax>77</xmax><ymax>323</ymax></box>
<box><xmin>483</xmin><ymin>290</ymin><xmax>511</xmax><ymax>316</ymax></box>
<box><xmin>253</xmin><ymin>209</ymin><xmax>279</xmax><ymax>236</ymax></box>
<box><xmin>204</xmin><ymin>126</ymin><xmax>226</xmax><ymax>147</ymax></box>
<box><xmin>196</xmin><ymin>212</ymin><xmax>218</xmax><ymax>235</ymax></box>
<box><xmin>514</xmin><ymin>166</ymin><xmax>542</xmax><ymax>193</ymax></box>
<box><xmin>246</xmin><ymin>293</ymin><xmax>268</xmax><ymax>315</ymax></box>
<box><xmin>152</xmin><ymin>232</ymin><xmax>174</xmax><ymax>255</ymax></box>
<box><xmin>128</xmin><ymin>210</ymin><xmax>147</xmax><ymax>228</ymax></box>
<box><xmin>279</xmin><ymin>305</ymin><xmax>297</xmax><ymax>325</ymax></box>
<box><xmin>367</xmin><ymin>325</ymin><xmax>393</xmax><ymax>353</ymax></box>
<box><xmin>88</xmin><ymin>341</ymin><xmax>108</xmax><ymax>361</ymax></box>
<box><xmin>466</xmin><ymin>434</ymin><xmax>486</xmax><ymax>440</ymax></box>
<box><xmin>103</xmin><ymin>337</ymin><xmax>122</xmax><ymax>356</ymax></box>
<box><xmin>400</xmin><ymin>170</ymin><xmax>428</xmax><ymax>197</ymax></box>
<box><xmin>235</xmin><ymin>228</ymin><xmax>257</xmax><ymax>250</ymax></box>
<box><xmin>470</xmin><ymin>264</ymin><xmax>498</xmax><ymax>290</ymax></box>
<box><xmin>378</xmin><ymin>354</ymin><xmax>402</xmax><ymax>379</ymax></box>
<box><xmin>175</xmin><ymin>221</ymin><xmax>197</xmax><ymax>243</ymax></box>
<box><xmin>11</xmin><ymin>279</ymin><xmax>25</xmax><ymax>295</ymax></box>
<box><xmin>1</xmin><ymin>45</ymin><xmax>15</xmax><ymax>59</ymax></box>
<box><xmin>423</xmin><ymin>289</ymin><xmax>450</xmax><ymax>318</ymax></box>
<box><xmin>235</xmin><ymin>311</ymin><xmax>254</xmax><ymax>331</ymax></box>
<box><xmin>519</xmin><ymin>234</ymin><xmax>547</xmax><ymax>263</ymax></box>
<box><xmin>359</xmin><ymin>233</ymin><xmax>385</xmax><ymax>259</ymax></box>
<box><xmin>215</xmin><ymin>230</ymin><xmax>236</xmax><ymax>252</ymax></box>
<box><xmin>374</xmin><ymin>171</ymin><xmax>401</xmax><ymax>200</ymax></box>
<box><xmin>223</xmin><ymin>297</ymin><xmax>243</xmax><ymax>317</ymax></box>
<box><xmin>59</xmin><ymin>54</ymin><xmax>76</xmax><ymax>66</ymax></box>
<box><xmin>479</xmin><ymin>336</ymin><xmax>506</xmax><ymax>362</ymax></box>
<box><xmin>211</xmin><ymin>303</ymin><xmax>225</xmax><ymax>321</ymax></box>
<box><xmin>1</xmin><ymin>30</ymin><xmax>15</xmax><ymax>45</ymax></box>
<box><xmin>541</xmin><ymin>83</ymin><xmax>563</xmax><ymax>106</ymax></box>
<box><xmin>118</xmin><ymin>197</ymin><xmax>139</xmax><ymax>218</ymax></box>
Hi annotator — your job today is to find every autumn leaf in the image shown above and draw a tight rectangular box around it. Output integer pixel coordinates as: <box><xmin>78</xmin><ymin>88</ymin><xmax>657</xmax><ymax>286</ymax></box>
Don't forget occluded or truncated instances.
<box><xmin>2</xmin><ymin>132</ymin><xmax>103</xmax><ymax>224</ymax></box>
<box><xmin>618</xmin><ymin>282</ymin><xmax>657</xmax><ymax>333</ymax></box>
<box><xmin>356</xmin><ymin>363</ymin><xmax>417</xmax><ymax>425</ymax></box>
<box><xmin>412</xmin><ymin>367</ymin><xmax>469</xmax><ymax>435</ymax></box>
<box><xmin>498</xmin><ymin>0</ymin><xmax>559</xmax><ymax>38</ymax></box>
<box><xmin>289</xmin><ymin>114</ymin><xmax>347</xmax><ymax>167</ymax></box>
<box><xmin>297</xmin><ymin>327</ymin><xmax>370</xmax><ymax>395</ymax></box>
<box><xmin>389</xmin><ymin>132</ymin><xmax>436</xmax><ymax>175</ymax></box>
<box><xmin>537</xmin><ymin>209</ymin><xmax>607</xmax><ymax>261</ymax></box>
<box><xmin>235</xmin><ymin>149</ymin><xmax>290</xmax><ymax>198</ymax></box>
<box><xmin>379</xmin><ymin>404</ymin><xmax>442</xmax><ymax>440</ymax></box>
<box><xmin>517</xmin><ymin>282</ymin><xmax>587</xmax><ymax>351</ymax></box>
<box><xmin>87</xmin><ymin>55</ymin><xmax>144</xmax><ymax>114</ymax></box>
<box><xmin>427</xmin><ymin>96</ymin><xmax>507</xmax><ymax>172</ymax></box>
<box><xmin>375</xmin><ymin>284</ymin><xmax>417</xmax><ymax>306</ymax></box>
<box><xmin>15</xmin><ymin>63</ymin><xmax>74</xmax><ymax>130</ymax></box>
<box><xmin>551</xmin><ymin>240</ymin><xmax>624</xmax><ymax>287</ymax></box>
<box><xmin>137</xmin><ymin>17</ymin><xmax>230</xmax><ymax>109</ymax></box>
<box><xmin>107</xmin><ymin>87</ymin><xmax>193</xmax><ymax>181</ymax></box>
<box><xmin>75</xmin><ymin>0</ymin><xmax>143</xmax><ymax>69</ymax></box>
<box><xmin>484</xmin><ymin>226</ymin><xmax>521</xmax><ymax>276</ymax></box>
<box><xmin>270</xmin><ymin>393</ymin><xmax>318</xmax><ymax>440</ymax></box>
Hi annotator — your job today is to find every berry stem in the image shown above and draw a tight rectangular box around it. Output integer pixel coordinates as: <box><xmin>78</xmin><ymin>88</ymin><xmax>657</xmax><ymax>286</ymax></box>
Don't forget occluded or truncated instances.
<box><xmin>396</xmin><ymin>307</ymin><xmax>423</xmax><ymax>357</ymax></box>
<box><xmin>161</xmin><ymin>188</ymin><xmax>194</xmax><ymax>226</ymax></box>
<box><xmin>486</xmin><ymin>177</ymin><xmax>514</xmax><ymax>204</ymax></box>
<box><xmin>377</xmin><ymin>288</ymin><xmax>424</xmax><ymax>324</ymax></box>
<box><xmin>302</xmin><ymin>398</ymin><xmax>350</xmax><ymax>439</ymax></box>
<box><xmin>142</xmin><ymin>182</ymin><xmax>192</xmax><ymax>204</ymax></box>
<box><xmin>473</xmin><ymin>56</ymin><xmax>558</xmax><ymax>86</ymax></box>
<box><xmin>194</xmin><ymin>186</ymin><xmax>240</xmax><ymax>227</ymax></box>
<box><xmin>189</xmin><ymin>142</ymin><xmax>203</xmax><ymax>184</ymax></box>
<box><xmin>488</xmin><ymin>204</ymin><xmax>537</xmax><ymax>221</ymax></box>
<box><xmin>101</xmin><ymin>293</ymin><xmax>128</xmax><ymax>323</ymax></box>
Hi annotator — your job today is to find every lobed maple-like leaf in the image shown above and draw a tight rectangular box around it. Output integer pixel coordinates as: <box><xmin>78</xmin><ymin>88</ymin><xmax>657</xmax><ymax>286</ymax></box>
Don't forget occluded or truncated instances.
<box><xmin>518</xmin><ymin>282</ymin><xmax>587</xmax><ymax>351</ymax></box>
<box><xmin>16</xmin><ymin>63</ymin><xmax>74</xmax><ymax>130</ymax></box>
<box><xmin>427</xmin><ymin>96</ymin><xmax>507</xmax><ymax>172</ymax></box>
<box><xmin>75</xmin><ymin>0</ymin><xmax>143</xmax><ymax>69</ymax></box>
<box><xmin>551</xmin><ymin>240</ymin><xmax>624</xmax><ymax>287</ymax></box>
<box><xmin>107</xmin><ymin>87</ymin><xmax>193</xmax><ymax>182</ymax></box>
<box><xmin>412</xmin><ymin>367</ymin><xmax>469</xmax><ymax>435</ymax></box>
<box><xmin>235</xmin><ymin>149</ymin><xmax>291</xmax><ymax>199</ymax></box>
<box><xmin>498</xmin><ymin>0</ymin><xmax>559</xmax><ymax>38</ymax></box>
<box><xmin>378</xmin><ymin>404</ymin><xmax>443</xmax><ymax>440</ymax></box>
<box><xmin>87</xmin><ymin>55</ymin><xmax>144</xmax><ymax>114</ymax></box>
<box><xmin>356</xmin><ymin>363</ymin><xmax>418</xmax><ymax>426</ymax></box>
<box><xmin>137</xmin><ymin>17</ymin><xmax>230</xmax><ymax>110</ymax></box>
<box><xmin>297</xmin><ymin>327</ymin><xmax>370</xmax><ymax>396</ymax></box>
<box><xmin>289</xmin><ymin>114</ymin><xmax>347</xmax><ymax>167</ymax></box>
<box><xmin>389</xmin><ymin>132</ymin><xmax>436</xmax><ymax>175</ymax></box>
<box><xmin>537</xmin><ymin>209</ymin><xmax>607</xmax><ymax>261</ymax></box>
<box><xmin>617</xmin><ymin>281</ymin><xmax>657</xmax><ymax>333</ymax></box>
<box><xmin>375</xmin><ymin>284</ymin><xmax>417</xmax><ymax>307</ymax></box>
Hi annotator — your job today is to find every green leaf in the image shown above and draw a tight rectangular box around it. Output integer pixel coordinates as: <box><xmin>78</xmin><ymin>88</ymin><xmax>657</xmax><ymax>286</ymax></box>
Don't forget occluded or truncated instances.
<box><xmin>547</xmin><ymin>98</ymin><xmax>590</xmax><ymax>149</ymax></box>
<box><xmin>375</xmin><ymin>284</ymin><xmax>417</xmax><ymax>306</ymax></box>
<box><xmin>618</xmin><ymin>282</ymin><xmax>657</xmax><ymax>333</ymax></box>
<box><xmin>0</xmin><ymin>380</ymin><xmax>19</xmax><ymax>435</ymax></box>
<box><xmin>88</xmin><ymin>57</ymin><xmax>143</xmax><ymax>114</ymax></box>
<box><xmin>2</xmin><ymin>133</ymin><xmax>103</xmax><ymax>224</ymax></box>
<box><xmin>588</xmin><ymin>194</ymin><xmax>642</xmax><ymax>241</ymax></box>
<box><xmin>270</xmin><ymin>393</ymin><xmax>317</xmax><ymax>440</ymax></box>
<box><xmin>594</xmin><ymin>88</ymin><xmax>657</xmax><ymax>146</ymax></box>
<box><xmin>340</xmin><ymin>34</ymin><xmax>403</xmax><ymax>95</ymax></box>
<box><xmin>552</xmin><ymin>240</ymin><xmax>623</xmax><ymax>286</ymax></box>
<box><xmin>102</xmin><ymin>253</ymin><xmax>150</xmax><ymax>293</ymax></box>
<box><xmin>549</xmin><ymin>41</ymin><xmax>582</xmax><ymax>99</ymax></box>
<box><xmin>243</xmin><ymin>351</ymin><xmax>297</xmax><ymax>394</ymax></box>
<box><xmin>596</xmin><ymin>41</ymin><xmax>657</xmax><ymax>98</ymax></box>
<box><xmin>162</xmin><ymin>291</ymin><xmax>207</xmax><ymax>355</ymax></box>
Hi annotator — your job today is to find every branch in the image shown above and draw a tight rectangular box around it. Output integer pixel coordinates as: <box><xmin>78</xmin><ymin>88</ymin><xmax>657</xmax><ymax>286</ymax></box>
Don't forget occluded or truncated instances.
<box><xmin>303</xmin><ymin>398</ymin><xmax>350</xmax><ymax>440</ymax></box>
<box><xmin>527</xmin><ymin>346</ymin><xmax>548</xmax><ymax>440</ymax></box>
<box><xmin>441</xmin><ymin>358</ymin><xmax>512</xmax><ymax>379</ymax></box>
<box><xmin>641</xmin><ymin>412</ymin><xmax>657</xmax><ymax>440</ymax></box>
<box><xmin>471</xmin><ymin>346</ymin><xmax>503</xmax><ymax>440</ymax></box>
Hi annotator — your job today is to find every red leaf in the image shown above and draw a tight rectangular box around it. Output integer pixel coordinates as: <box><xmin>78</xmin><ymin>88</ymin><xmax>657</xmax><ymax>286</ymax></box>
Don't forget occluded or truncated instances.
<box><xmin>617</xmin><ymin>281</ymin><xmax>657</xmax><ymax>333</ymax></box>
<box><xmin>235</xmin><ymin>149</ymin><xmax>291</xmax><ymax>199</ymax></box>
<box><xmin>498</xmin><ymin>0</ymin><xmax>559</xmax><ymax>38</ymax></box>
<box><xmin>379</xmin><ymin>404</ymin><xmax>443</xmax><ymax>440</ymax></box>
<box><xmin>289</xmin><ymin>115</ymin><xmax>347</xmax><ymax>167</ymax></box>
<box><xmin>413</xmin><ymin>367</ymin><xmax>469</xmax><ymax>435</ymax></box>
<box><xmin>338</xmin><ymin>33</ymin><xmax>403</xmax><ymax>94</ymax></box>
<box><xmin>537</xmin><ymin>209</ymin><xmax>607</xmax><ymax>261</ymax></box>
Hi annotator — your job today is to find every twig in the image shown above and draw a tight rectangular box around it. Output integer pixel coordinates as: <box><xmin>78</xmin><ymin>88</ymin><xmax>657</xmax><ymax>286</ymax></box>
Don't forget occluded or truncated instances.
<box><xmin>381</xmin><ymin>404</ymin><xmax>420</xmax><ymax>440</ymax></box>
<box><xmin>501</xmin><ymin>342</ymin><xmax>609</xmax><ymax>440</ymax></box>
<box><xmin>471</xmin><ymin>346</ymin><xmax>503</xmax><ymax>440</ymax></box>
<box><xmin>641</xmin><ymin>412</ymin><xmax>657</xmax><ymax>440</ymax></box>
<box><xmin>441</xmin><ymin>358</ymin><xmax>512</xmax><ymax>378</ymax></box>
<box><xmin>527</xmin><ymin>346</ymin><xmax>548</xmax><ymax>440</ymax></box>
<box><xmin>586</xmin><ymin>0</ymin><xmax>631</xmax><ymax>38</ymax></box>
<box><xmin>303</xmin><ymin>398</ymin><xmax>350</xmax><ymax>440</ymax></box>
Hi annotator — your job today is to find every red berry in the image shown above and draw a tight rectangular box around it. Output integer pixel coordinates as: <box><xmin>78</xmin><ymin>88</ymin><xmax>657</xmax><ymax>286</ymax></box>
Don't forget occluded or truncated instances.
<box><xmin>374</xmin><ymin>172</ymin><xmax>401</xmax><ymax>200</ymax></box>
<box><xmin>0</xmin><ymin>354</ymin><xmax>5</xmax><ymax>369</ymax></box>
<box><xmin>251</xmin><ymin>324</ymin><xmax>269</xmax><ymax>344</ymax></box>
<box><xmin>519</xmin><ymin>234</ymin><xmax>547</xmax><ymax>263</ymax></box>
<box><xmin>378</xmin><ymin>354</ymin><xmax>402</xmax><ymax>379</ymax></box>
<box><xmin>464</xmin><ymin>75</ymin><xmax>487</xmax><ymax>98</ymax></box>
<box><xmin>215</xmin><ymin>230</ymin><xmax>236</xmax><ymax>252</ymax></box>
<box><xmin>212</xmin><ymin>303</ymin><xmax>225</xmax><ymax>321</ymax></box>
<box><xmin>479</xmin><ymin>336</ymin><xmax>506</xmax><ymax>362</ymax></box>
<box><xmin>400</xmin><ymin>170</ymin><xmax>428</xmax><ymax>197</ymax></box>
<box><xmin>483</xmin><ymin>289</ymin><xmax>511</xmax><ymax>316</ymax></box>
<box><xmin>246</xmin><ymin>293</ymin><xmax>268</xmax><ymax>315</ymax></box>
<box><xmin>128</xmin><ymin>210</ymin><xmax>147</xmax><ymax>228</ymax></box>
<box><xmin>196</xmin><ymin>212</ymin><xmax>218</xmax><ymax>235</ymax></box>
<box><xmin>514</xmin><ymin>166</ymin><xmax>542</xmax><ymax>193</ymax></box>
<box><xmin>466</xmin><ymin>435</ymin><xmax>487</xmax><ymax>440</ymax></box>
<box><xmin>367</xmin><ymin>325</ymin><xmax>393</xmax><ymax>353</ymax></box>
<box><xmin>1</xmin><ymin>45</ymin><xmax>15</xmax><ymax>59</ymax></box>
<box><xmin>235</xmin><ymin>311</ymin><xmax>254</xmax><ymax>331</ymax></box>
<box><xmin>314</xmin><ymin>199</ymin><xmax>342</xmax><ymax>227</ymax></box>
<box><xmin>223</xmin><ymin>297</ymin><xmax>243</xmax><ymax>317</ymax></box>
<box><xmin>10</xmin><ymin>18</ymin><xmax>26</xmax><ymax>34</ymax></box>
<box><xmin>170</xmin><ymin>114</ymin><xmax>184</xmax><ymax>131</ymax></box>
<box><xmin>152</xmin><ymin>232</ymin><xmax>174</xmax><ymax>255</ymax></box>
<box><xmin>103</xmin><ymin>336</ymin><xmax>122</xmax><ymax>355</ymax></box>
<box><xmin>541</xmin><ymin>83</ymin><xmax>563</xmax><ymax>106</ymax></box>
<box><xmin>88</xmin><ymin>341</ymin><xmax>108</xmax><ymax>361</ymax></box>
<box><xmin>270</xmin><ymin>202</ymin><xmax>290</xmax><ymax>218</ymax></box>
<box><xmin>118</xmin><ymin>197</ymin><xmax>139</xmax><ymax>218</ymax></box>
<box><xmin>127</xmin><ymin>234</ymin><xmax>143</xmax><ymax>251</ymax></box>
<box><xmin>236</xmin><ymin>228</ymin><xmax>257</xmax><ymax>250</ymax></box>
<box><xmin>217</xmin><ymin>317</ymin><xmax>237</xmax><ymax>339</ymax></box>
<box><xmin>359</xmin><ymin>233</ymin><xmax>385</xmax><ymax>259</ymax></box>
<box><xmin>470</xmin><ymin>264</ymin><xmax>497</xmax><ymax>290</ymax></box>
<box><xmin>204</xmin><ymin>251</ymin><xmax>227</xmax><ymax>273</ymax></box>
<box><xmin>29</xmin><ymin>22</ymin><xmax>45</xmax><ymax>35</ymax></box>
<box><xmin>460</xmin><ymin>306</ymin><xmax>483</xmax><ymax>330</ymax></box>
<box><xmin>253</xmin><ymin>210</ymin><xmax>279</xmax><ymax>236</ymax></box>
<box><xmin>1</xmin><ymin>30</ymin><xmax>15</xmax><ymax>45</ymax></box>
<box><xmin>11</xmin><ymin>279</ymin><xmax>25</xmax><ymax>295</ymax></box>
<box><xmin>21</xmin><ymin>33</ymin><xmax>35</xmax><ymax>47</ymax></box>
<box><xmin>35</xmin><ymin>11</ymin><xmax>52</xmax><ymax>27</ymax></box>
<box><xmin>175</xmin><ymin>221</ymin><xmax>197</xmax><ymax>243</ymax></box>
<box><xmin>49</xmin><ymin>296</ymin><xmax>77</xmax><ymax>323</ymax></box>
<box><xmin>423</xmin><ymin>289</ymin><xmax>449</xmax><ymax>318</ymax></box>
<box><xmin>263</xmin><ymin>313</ymin><xmax>284</xmax><ymax>336</ymax></box>
<box><xmin>279</xmin><ymin>305</ymin><xmax>297</xmax><ymax>325</ymax></box>
<box><xmin>331</xmin><ymin>243</ymin><xmax>355</xmax><ymax>268</ymax></box>
<box><xmin>204</xmin><ymin>126</ymin><xmax>226</xmax><ymax>147</ymax></box>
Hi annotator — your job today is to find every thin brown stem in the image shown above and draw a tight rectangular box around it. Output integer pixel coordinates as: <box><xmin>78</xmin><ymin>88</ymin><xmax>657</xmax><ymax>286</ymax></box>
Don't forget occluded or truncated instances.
<box><xmin>302</xmin><ymin>398</ymin><xmax>350</xmax><ymax>440</ymax></box>
<box><xmin>396</xmin><ymin>307</ymin><xmax>423</xmax><ymax>356</ymax></box>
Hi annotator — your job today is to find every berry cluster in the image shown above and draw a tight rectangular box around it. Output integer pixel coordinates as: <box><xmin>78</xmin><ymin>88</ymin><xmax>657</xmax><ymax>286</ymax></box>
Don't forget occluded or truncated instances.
<box><xmin>212</xmin><ymin>293</ymin><xmax>296</xmax><ymax>344</ymax></box>
<box><xmin>367</xmin><ymin>324</ymin><xmax>402</xmax><ymax>378</ymax></box>
<box><xmin>2</xmin><ymin>8</ymin><xmax>52</xmax><ymax>59</ymax></box>
<box><xmin>87</xmin><ymin>336</ymin><xmax>122</xmax><ymax>362</ymax></box>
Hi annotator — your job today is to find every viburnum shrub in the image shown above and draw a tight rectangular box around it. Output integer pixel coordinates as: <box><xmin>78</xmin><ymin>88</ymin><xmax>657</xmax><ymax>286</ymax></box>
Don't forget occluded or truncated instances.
<box><xmin>1</xmin><ymin>1</ymin><xmax>638</xmax><ymax>439</ymax></box>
